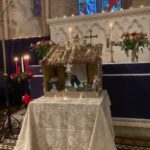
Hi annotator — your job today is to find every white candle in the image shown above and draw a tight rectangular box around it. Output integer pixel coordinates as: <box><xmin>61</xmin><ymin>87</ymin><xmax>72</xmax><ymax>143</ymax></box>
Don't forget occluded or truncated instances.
<box><xmin>68</xmin><ymin>27</ymin><xmax>72</xmax><ymax>43</ymax></box>
<box><xmin>24</xmin><ymin>55</ymin><xmax>30</xmax><ymax>72</ymax></box>
<box><xmin>109</xmin><ymin>22</ymin><xmax>113</xmax><ymax>41</ymax></box>
<box><xmin>21</xmin><ymin>57</ymin><xmax>24</xmax><ymax>72</ymax></box>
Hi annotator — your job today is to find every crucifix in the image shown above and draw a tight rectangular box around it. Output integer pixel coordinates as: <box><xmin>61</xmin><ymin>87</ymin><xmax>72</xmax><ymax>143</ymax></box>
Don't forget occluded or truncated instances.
<box><xmin>84</xmin><ymin>29</ymin><xmax>98</xmax><ymax>43</ymax></box>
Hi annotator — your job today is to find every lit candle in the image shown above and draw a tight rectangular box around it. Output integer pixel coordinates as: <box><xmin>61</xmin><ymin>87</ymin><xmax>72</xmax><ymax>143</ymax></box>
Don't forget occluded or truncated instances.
<box><xmin>21</xmin><ymin>57</ymin><xmax>24</xmax><ymax>72</ymax></box>
<box><xmin>14</xmin><ymin>57</ymin><xmax>19</xmax><ymax>73</ymax></box>
<box><xmin>24</xmin><ymin>55</ymin><xmax>30</xmax><ymax>72</ymax></box>
<box><xmin>68</xmin><ymin>27</ymin><xmax>72</xmax><ymax>43</ymax></box>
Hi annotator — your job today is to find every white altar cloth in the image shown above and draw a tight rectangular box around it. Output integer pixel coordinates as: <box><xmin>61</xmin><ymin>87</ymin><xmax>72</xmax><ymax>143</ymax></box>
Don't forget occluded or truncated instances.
<box><xmin>15</xmin><ymin>91</ymin><xmax>116</xmax><ymax>150</ymax></box>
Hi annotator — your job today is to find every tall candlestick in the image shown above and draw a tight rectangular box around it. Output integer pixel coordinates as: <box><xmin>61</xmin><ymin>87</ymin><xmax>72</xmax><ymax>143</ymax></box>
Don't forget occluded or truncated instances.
<box><xmin>21</xmin><ymin>57</ymin><xmax>24</xmax><ymax>72</ymax></box>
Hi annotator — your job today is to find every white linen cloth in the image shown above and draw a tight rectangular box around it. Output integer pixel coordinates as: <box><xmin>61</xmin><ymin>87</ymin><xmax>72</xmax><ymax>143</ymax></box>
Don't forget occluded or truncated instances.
<box><xmin>15</xmin><ymin>91</ymin><xmax>116</xmax><ymax>150</ymax></box>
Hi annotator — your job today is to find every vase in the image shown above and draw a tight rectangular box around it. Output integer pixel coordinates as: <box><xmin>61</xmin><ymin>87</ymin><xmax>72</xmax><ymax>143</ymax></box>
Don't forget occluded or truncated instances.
<box><xmin>131</xmin><ymin>51</ymin><xmax>138</xmax><ymax>62</ymax></box>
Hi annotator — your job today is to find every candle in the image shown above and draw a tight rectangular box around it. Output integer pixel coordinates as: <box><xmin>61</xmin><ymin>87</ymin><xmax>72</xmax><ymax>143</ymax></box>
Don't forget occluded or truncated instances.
<box><xmin>21</xmin><ymin>57</ymin><xmax>24</xmax><ymax>72</ymax></box>
<box><xmin>109</xmin><ymin>22</ymin><xmax>113</xmax><ymax>42</ymax></box>
<box><xmin>14</xmin><ymin>57</ymin><xmax>19</xmax><ymax>73</ymax></box>
<box><xmin>24</xmin><ymin>55</ymin><xmax>30</xmax><ymax>72</ymax></box>
<box><xmin>68</xmin><ymin>27</ymin><xmax>72</xmax><ymax>43</ymax></box>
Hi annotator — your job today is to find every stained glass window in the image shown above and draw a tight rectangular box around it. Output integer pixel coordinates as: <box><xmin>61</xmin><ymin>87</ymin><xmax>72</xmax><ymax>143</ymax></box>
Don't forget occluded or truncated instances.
<box><xmin>101</xmin><ymin>0</ymin><xmax>122</xmax><ymax>12</ymax></box>
<box><xmin>79</xmin><ymin>0</ymin><xmax>97</xmax><ymax>15</ymax></box>
<box><xmin>34</xmin><ymin>0</ymin><xmax>41</xmax><ymax>16</ymax></box>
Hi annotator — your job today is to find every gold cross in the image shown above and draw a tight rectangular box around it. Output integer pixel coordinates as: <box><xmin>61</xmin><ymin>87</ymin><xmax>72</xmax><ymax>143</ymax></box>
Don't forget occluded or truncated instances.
<box><xmin>84</xmin><ymin>29</ymin><xmax>98</xmax><ymax>43</ymax></box>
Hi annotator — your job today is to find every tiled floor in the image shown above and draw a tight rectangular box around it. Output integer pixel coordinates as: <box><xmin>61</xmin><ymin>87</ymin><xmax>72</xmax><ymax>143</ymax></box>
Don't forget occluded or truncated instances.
<box><xmin>1</xmin><ymin>109</ymin><xmax>150</xmax><ymax>150</ymax></box>
<box><xmin>116</xmin><ymin>137</ymin><xmax>150</xmax><ymax>150</ymax></box>
<box><xmin>0</xmin><ymin>137</ymin><xmax>150</xmax><ymax>150</ymax></box>
<box><xmin>0</xmin><ymin>138</ymin><xmax>17</xmax><ymax>150</ymax></box>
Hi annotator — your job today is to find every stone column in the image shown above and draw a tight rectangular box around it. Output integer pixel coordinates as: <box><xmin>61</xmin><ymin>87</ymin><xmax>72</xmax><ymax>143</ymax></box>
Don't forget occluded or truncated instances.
<box><xmin>0</xmin><ymin>0</ymin><xmax>9</xmax><ymax>39</ymax></box>
<box><xmin>41</xmin><ymin>0</ymin><xmax>49</xmax><ymax>35</ymax></box>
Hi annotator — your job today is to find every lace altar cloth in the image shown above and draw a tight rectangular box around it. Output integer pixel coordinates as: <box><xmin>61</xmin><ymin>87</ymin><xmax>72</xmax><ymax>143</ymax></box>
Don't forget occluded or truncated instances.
<box><xmin>15</xmin><ymin>91</ymin><xmax>116</xmax><ymax>150</ymax></box>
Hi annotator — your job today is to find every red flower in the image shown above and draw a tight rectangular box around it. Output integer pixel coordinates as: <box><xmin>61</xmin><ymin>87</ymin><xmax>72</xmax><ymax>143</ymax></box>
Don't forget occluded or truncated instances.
<box><xmin>34</xmin><ymin>43</ymin><xmax>39</xmax><ymax>49</ymax></box>
<box><xmin>10</xmin><ymin>73</ymin><xmax>17</xmax><ymax>79</ymax></box>
<box><xmin>131</xmin><ymin>32</ymin><xmax>137</xmax><ymax>37</ymax></box>
<box><xmin>22</xmin><ymin>93</ymin><xmax>32</xmax><ymax>106</ymax></box>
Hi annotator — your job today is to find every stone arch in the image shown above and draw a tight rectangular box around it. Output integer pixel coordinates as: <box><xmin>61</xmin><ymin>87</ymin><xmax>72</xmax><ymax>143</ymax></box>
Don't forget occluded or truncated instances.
<box><xmin>56</xmin><ymin>28</ymin><xmax>69</xmax><ymax>44</ymax></box>
<box><xmin>113</xmin><ymin>21</ymin><xmax>124</xmax><ymax>41</ymax></box>
<box><xmin>72</xmin><ymin>25</ymin><xmax>84</xmax><ymax>42</ymax></box>
<box><xmin>127</xmin><ymin>19</ymin><xmax>143</xmax><ymax>33</ymax></box>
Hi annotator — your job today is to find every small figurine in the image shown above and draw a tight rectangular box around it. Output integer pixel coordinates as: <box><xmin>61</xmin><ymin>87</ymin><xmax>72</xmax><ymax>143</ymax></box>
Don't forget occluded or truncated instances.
<box><xmin>65</xmin><ymin>77</ymin><xmax>72</xmax><ymax>88</ymax></box>
<box><xmin>64</xmin><ymin>63</ymin><xmax>73</xmax><ymax>73</ymax></box>
<box><xmin>92</xmin><ymin>75</ymin><xmax>100</xmax><ymax>91</ymax></box>
<box><xmin>70</xmin><ymin>75</ymin><xmax>81</xmax><ymax>88</ymax></box>
<box><xmin>48</xmin><ymin>76</ymin><xmax>59</xmax><ymax>91</ymax></box>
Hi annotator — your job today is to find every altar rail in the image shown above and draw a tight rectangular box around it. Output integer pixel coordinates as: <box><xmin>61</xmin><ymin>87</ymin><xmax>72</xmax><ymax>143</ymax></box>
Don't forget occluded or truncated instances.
<box><xmin>47</xmin><ymin>6</ymin><xmax>150</xmax><ymax>63</ymax></box>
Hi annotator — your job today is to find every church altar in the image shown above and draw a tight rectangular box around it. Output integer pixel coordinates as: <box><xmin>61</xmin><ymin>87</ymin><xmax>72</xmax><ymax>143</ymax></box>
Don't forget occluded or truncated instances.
<box><xmin>47</xmin><ymin>6</ymin><xmax>150</xmax><ymax>63</ymax></box>
<box><xmin>14</xmin><ymin>91</ymin><xmax>116</xmax><ymax>150</ymax></box>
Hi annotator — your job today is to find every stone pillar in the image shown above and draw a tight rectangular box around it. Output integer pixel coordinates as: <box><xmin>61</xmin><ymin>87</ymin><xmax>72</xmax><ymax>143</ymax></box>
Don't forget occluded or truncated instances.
<box><xmin>0</xmin><ymin>0</ymin><xmax>9</xmax><ymax>39</ymax></box>
<box><xmin>41</xmin><ymin>0</ymin><xmax>49</xmax><ymax>35</ymax></box>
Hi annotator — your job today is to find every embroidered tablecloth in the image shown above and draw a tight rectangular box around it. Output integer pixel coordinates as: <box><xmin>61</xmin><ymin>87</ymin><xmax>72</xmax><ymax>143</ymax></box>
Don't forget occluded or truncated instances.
<box><xmin>15</xmin><ymin>91</ymin><xmax>116</xmax><ymax>150</ymax></box>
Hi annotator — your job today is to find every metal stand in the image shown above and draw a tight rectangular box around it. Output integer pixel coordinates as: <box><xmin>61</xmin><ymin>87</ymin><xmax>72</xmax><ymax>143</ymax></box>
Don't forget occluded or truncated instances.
<box><xmin>0</xmin><ymin>0</ymin><xmax>16</xmax><ymax>141</ymax></box>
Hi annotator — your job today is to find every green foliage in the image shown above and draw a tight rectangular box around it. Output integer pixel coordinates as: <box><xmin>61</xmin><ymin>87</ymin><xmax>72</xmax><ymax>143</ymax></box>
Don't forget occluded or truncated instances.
<box><xmin>30</xmin><ymin>40</ymin><xmax>56</xmax><ymax>59</ymax></box>
<box><xmin>115</xmin><ymin>32</ymin><xmax>150</xmax><ymax>61</ymax></box>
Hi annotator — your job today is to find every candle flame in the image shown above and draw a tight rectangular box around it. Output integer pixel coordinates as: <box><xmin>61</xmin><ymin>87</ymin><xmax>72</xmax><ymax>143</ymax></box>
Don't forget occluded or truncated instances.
<box><xmin>14</xmin><ymin>57</ymin><xmax>19</xmax><ymax>61</ymax></box>
<box><xmin>68</xmin><ymin>27</ymin><xmax>72</xmax><ymax>33</ymax></box>
<box><xmin>109</xmin><ymin>22</ymin><xmax>113</xmax><ymax>28</ymax></box>
<box><xmin>24</xmin><ymin>55</ymin><xmax>30</xmax><ymax>60</ymax></box>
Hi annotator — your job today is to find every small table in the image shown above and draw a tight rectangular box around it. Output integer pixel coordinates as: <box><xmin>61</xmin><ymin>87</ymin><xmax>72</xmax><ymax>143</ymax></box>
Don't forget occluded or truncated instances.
<box><xmin>15</xmin><ymin>91</ymin><xmax>116</xmax><ymax>150</ymax></box>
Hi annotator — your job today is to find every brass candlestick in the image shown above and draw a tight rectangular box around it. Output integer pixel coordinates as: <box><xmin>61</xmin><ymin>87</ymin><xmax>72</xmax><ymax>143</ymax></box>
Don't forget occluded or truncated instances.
<box><xmin>110</xmin><ymin>41</ymin><xmax>115</xmax><ymax>63</ymax></box>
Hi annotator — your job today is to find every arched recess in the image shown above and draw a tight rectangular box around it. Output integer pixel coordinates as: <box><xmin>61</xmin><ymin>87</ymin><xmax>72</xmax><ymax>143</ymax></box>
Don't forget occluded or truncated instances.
<box><xmin>113</xmin><ymin>21</ymin><xmax>124</xmax><ymax>42</ymax></box>
<box><xmin>89</xmin><ymin>23</ymin><xmax>106</xmax><ymax>49</ymax></box>
<box><xmin>56</xmin><ymin>28</ymin><xmax>69</xmax><ymax>44</ymax></box>
<box><xmin>127</xmin><ymin>19</ymin><xmax>143</xmax><ymax>33</ymax></box>
<box><xmin>71</xmin><ymin>25</ymin><xmax>84</xmax><ymax>42</ymax></box>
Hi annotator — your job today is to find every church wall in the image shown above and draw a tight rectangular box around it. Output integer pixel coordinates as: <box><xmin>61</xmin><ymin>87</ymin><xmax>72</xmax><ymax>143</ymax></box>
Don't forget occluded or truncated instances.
<box><xmin>50</xmin><ymin>0</ymin><xmax>78</xmax><ymax>18</ymax></box>
<box><xmin>132</xmin><ymin>0</ymin><xmax>150</xmax><ymax>8</ymax></box>
<box><xmin>0</xmin><ymin>0</ymin><xmax>3</xmax><ymax>40</ymax></box>
<box><xmin>7</xmin><ymin>0</ymin><xmax>43</xmax><ymax>39</ymax></box>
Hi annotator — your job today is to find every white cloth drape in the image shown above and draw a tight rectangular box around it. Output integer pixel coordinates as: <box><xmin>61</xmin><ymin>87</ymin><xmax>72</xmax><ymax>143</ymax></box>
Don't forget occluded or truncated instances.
<box><xmin>15</xmin><ymin>91</ymin><xmax>116</xmax><ymax>150</ymax></box>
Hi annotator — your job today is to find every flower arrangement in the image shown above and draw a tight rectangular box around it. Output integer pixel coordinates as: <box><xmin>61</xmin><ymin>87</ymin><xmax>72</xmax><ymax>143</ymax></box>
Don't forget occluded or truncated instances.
<box><xmin>10</xmin><ymin>71</ymin><xmax>33</xmax><ymax>82</ymax></box>
<box><xmin>30</xmin><ymin>39</ymin><xmax>56</xmax><ymax>59</ymax></box>
<box><xmin>115</xmin><ymin>32</ymin><xmax>150</xmax><ymax>62</ymax></box>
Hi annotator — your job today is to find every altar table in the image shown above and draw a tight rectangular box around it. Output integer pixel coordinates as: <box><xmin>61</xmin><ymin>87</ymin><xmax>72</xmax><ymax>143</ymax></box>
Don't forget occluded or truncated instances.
<box><xmin>15</xmin><ymin>91</ymin><xmax>116</xmax><ymax>150</ymax></box>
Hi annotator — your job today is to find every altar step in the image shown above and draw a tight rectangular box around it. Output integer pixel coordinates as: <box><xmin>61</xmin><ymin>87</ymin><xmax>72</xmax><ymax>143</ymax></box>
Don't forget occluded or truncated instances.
<box><xmin>113</xmin><ymin>117</ymin><xmax>150</xmax><ymax>139</ymax></box>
